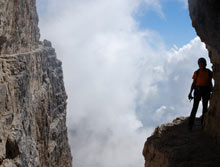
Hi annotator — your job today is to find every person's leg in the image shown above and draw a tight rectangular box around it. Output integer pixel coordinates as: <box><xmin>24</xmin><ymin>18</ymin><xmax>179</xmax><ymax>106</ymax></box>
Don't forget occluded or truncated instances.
<box><xmin>189</xmin><ymin>96</ymin><xmax>200</xmax><ymax>129</ymax></box>
<box><xmin>201</xmin><ymin>93</ymin><xmax>209</xmax><ymax>125</ymax></box>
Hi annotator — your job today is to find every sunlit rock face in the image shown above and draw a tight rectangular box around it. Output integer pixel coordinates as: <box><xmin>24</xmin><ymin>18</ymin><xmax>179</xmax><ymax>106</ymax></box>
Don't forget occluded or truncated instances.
<box><xmin>0</xmin><ymin>0</ymin><xmax>72</xmax><ymax>166</ymax></box>
<box><xmin>189</xmin><ymin>0</ymin><xmax>220</xmax><ymax>149</ymax></box>
<box><xmin>0</xmin><ymin>0</ymin><xmax>40</xmax><ymax>54</ymax></box>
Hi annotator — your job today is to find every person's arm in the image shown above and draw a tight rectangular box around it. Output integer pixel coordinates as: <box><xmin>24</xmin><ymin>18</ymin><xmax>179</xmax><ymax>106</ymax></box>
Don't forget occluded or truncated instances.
<box><xmin>188</xmin><ymin>71</ymin><xmax>196</xmax><ymax>100</ymax></box>
<box><xmin>188</xmin><ymin>80</ymin><xmax>195</xmax><ymax>100</ymax></box>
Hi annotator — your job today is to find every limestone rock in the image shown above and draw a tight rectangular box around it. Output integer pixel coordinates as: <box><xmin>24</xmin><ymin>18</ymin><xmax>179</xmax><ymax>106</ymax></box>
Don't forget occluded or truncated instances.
<box><xmin>0</xmin><ymin>0</ymin><xmax>40</xmax><ymax>54</ymax></box>
<box><xmin>143</xmin><ymin>117</ymin><xmax>220</xmax><ymax>167</ymax></box>
<box><xmin>0</xmin><ymin>0</ymin><xmax>72</xmax><ymax>166</ymax></box>
<box><xmin>0</xmin><ymin>44</ymin><xmax>72</xmax><ymax>167</ymax></box>
<box><xmin>189</xmin><ymin>0</ymin><xmax>220</xmax><ymax>149</ymax></box>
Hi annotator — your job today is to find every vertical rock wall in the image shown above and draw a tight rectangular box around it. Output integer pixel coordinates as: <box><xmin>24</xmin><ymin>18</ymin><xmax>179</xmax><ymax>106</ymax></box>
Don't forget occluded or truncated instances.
<box><xmin>0</xmin><ymin>0</ymin><xmax>72</xmax><ymax>166</ymax></box>
<box><xmin>189</xmin><ymin>0</ymin><xmax>220</xmax><ymax>149</ymax></box>
<box><xmin>0</xmin><ymin>0</ymin><xmax>40</xmax><ymax>54</ymax></box>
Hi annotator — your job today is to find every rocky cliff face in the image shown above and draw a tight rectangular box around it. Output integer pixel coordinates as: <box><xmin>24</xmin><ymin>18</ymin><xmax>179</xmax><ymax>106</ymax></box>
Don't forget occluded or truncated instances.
<box><xmin>0</xmin><ymin>0</ymin><xmax>72</xmax><ymax>167</ymax></box>
<box><xmin>143</xmin><ymin>118</ymin><xmax>220</xmax><ymax>167</ymax></box>
<box><xmin>0</xmin><ymin>0</ymin><xmax>40</xmax><ymax>54</ymax></box>
<box><xmin>143</xmin><ymin>0</ymin><xmax>220</xmax><ymax>166</ymax></box>
<box><xmin>189</xmin><ymin>0</ymin><xmax>220</xmax><ymax>149</ymax></box>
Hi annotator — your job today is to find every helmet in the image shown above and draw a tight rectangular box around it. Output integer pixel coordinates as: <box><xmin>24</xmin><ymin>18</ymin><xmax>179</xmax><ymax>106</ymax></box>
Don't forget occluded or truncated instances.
<box><xmin>198</xmin><ymin>57</ymin><xmax>207</xmax><ymax>66</ymax></box>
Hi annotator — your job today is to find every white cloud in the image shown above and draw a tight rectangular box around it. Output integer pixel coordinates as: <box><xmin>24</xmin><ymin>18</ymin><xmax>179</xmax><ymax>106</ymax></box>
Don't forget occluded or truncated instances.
<box><xmin>156</xmin><ymin>106</ymin><xmax>167</xmax><ymax>113</ymax></box>
<box><xmin>137</xmin><ymin>37</ymin><xmax>209</xmax><ymax>126</ymax></box>
<box><xmin>37</xmin><ymin>0</ymin><xmax>209</xmax><ymax>167</ymax></box>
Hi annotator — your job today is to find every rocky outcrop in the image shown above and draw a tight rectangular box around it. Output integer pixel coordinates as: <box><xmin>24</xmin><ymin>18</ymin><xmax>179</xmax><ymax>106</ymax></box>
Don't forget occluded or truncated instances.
<box><xmin>0</xmin><ymin>0</ymin><xmax>72</xmax><ymax>166</ymax></box>
<box><xmin>189</xmin><ymin>0</ymin><xmax>220</xmax><ymax>150</ymax></box>
<box><xmin>143</xmin><ymin>1</ymin><xmax>220</xmax><ymax>166</ymax></box>
<box><xmin>143</xmin><ymin>117</ymin><xmax>220</xmax><ymax>167</ymax></box>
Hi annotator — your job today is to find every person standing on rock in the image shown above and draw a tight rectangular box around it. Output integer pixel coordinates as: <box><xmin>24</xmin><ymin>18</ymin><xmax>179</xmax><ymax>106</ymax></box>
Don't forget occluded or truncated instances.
<box><xmin>188</xmin><ymin>57</ymin><xmax>213</xmax><ymax>130</ymax></box>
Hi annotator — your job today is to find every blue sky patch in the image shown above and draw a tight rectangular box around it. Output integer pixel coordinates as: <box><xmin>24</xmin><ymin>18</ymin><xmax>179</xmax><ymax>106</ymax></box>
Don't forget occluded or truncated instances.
<box><xmin>135</xmin><ymin>0</ymin><xmax>197</xmax><ymax>48</ymax></box>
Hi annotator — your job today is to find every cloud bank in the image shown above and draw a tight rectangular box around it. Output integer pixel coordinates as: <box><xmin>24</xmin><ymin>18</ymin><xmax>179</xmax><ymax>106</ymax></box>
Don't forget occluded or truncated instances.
<box><xmin>37</xmin><ymin>0</ymin><xmax>209</xmax><ymax>166</ymax></box>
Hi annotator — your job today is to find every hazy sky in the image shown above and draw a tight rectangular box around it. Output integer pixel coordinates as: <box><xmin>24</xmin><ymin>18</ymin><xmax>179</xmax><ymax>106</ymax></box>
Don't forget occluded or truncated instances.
<box><xmin>37</xmin><ymin>0</ymin><xmax>210</xmax><ymax>166</ymax></box>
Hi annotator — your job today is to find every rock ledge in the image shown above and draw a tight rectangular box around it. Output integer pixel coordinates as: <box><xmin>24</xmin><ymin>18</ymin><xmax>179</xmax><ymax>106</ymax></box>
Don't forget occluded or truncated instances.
<box><xmin>143</xmin><ymin>117</ymin><xmax>220</xmax><ymax>167</ymax></box>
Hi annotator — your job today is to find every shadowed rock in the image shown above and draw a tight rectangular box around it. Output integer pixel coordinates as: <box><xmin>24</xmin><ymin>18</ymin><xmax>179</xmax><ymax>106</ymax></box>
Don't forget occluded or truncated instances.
<box><xmin>143</xmin><ymin>117</ymin><xmax>220</xmax><ymax>167</ymax></box>
<box><xmin>189</xmin><ymin>0</ymin><xmax>220</xmax><ymax>150</ymax></box>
